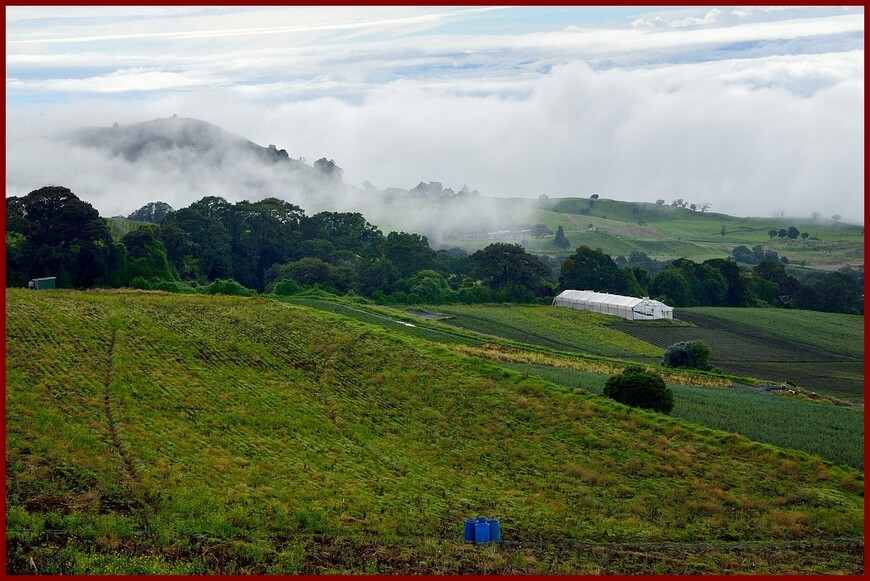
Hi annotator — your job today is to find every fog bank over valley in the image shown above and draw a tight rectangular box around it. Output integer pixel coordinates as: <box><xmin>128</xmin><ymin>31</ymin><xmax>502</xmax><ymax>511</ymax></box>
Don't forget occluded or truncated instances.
<box><xmin>6</xmin><ymin>6</ymin><xmax>864</xmax><ymax>225</ymax></box>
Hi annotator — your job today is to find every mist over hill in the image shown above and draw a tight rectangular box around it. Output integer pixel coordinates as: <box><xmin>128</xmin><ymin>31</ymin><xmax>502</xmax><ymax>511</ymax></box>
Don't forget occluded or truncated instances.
<box><xmin>11</xmin><ymin>116</ymin><xmax>530</xmax><ymax>245</ymax></box>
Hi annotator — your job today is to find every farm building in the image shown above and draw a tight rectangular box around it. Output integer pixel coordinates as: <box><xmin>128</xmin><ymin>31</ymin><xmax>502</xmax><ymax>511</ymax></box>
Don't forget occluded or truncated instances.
<box><xmin>28</xmin><ymin>277</ymin><xmax>57</xmax><ymax>290</ymax></box>
<box><xmin>553</xmin><ymin>290</ymin><xmax>673</xmax><ymax>321</ymax></box>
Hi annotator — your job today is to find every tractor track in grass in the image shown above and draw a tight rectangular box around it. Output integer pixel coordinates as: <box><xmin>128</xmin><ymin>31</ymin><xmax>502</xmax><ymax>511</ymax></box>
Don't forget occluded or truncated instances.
<box><xmin>102</xmin><ymin>328</ymin><xmax>141</xmax><ymax>489</ymax></box>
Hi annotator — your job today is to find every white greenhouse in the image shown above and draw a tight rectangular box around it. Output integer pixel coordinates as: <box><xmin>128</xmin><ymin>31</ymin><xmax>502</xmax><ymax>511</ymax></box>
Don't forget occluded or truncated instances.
<box><xmin>553</xmin><ymin>290</ymin><xmax>673</xmax><ymax>321</ymax></box>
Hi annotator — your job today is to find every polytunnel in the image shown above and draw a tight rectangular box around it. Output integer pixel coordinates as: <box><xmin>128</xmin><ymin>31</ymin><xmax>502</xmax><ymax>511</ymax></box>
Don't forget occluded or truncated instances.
<box><xmin>552</xmin><ymin>290</ymin><xmax>673</xmax><ymax>321</ymax></box>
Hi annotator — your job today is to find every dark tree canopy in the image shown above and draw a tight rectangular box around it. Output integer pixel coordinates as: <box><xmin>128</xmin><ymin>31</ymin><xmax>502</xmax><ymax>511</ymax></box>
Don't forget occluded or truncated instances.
<box><xmin>6</xmin><ymin>186</ymin><xmax>113</xmax><ymax>288</ymax></box>
<box><xmin>472</xmin><ymin>243</ymin><xmax>553</xmax><ymax>295</ymax></box>
<box><xmin>559</xmin><ymin>246</ymin><xmax>630</xmax><ymax>294</ymax></box>
<box><xmin>662</xmin><ymin>340</ymin><xmax>712</xmax><ymax>370</ymax></box>
<box><xmin>603</xmin><ymin>366</ymin><xmax>674</xmax><ymax>414</ymax></box>
<box><xmin>5</xmin><ymin>184</ymin><xmax>862</xmax><ymax>315</ymax></box>
<box><xmin>649</xmin><ymin>259</ymin><xmax>726</xmax><ymax>307</ymax></box>
<box><xmin>121</xmin><ymin>226</ymin><xmax>178</xmax><ymax>283</ymax></box>
<box><xmin>553</xmin><ymin>225</ymin><xmax>570</xmax><ymax>249</ymax></box>
<box><xmin>383</xmin><ymin>231</ymin><xmax>436</xmax><ymax>278</ymax></box>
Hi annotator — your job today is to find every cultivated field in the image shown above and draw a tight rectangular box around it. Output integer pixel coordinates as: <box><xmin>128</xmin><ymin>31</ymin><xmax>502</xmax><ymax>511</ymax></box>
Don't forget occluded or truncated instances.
<box><xmin>291</xmin><ymin>300</ymin><xmax>864</xmax><ymax>469</ymax></box>
<box><xmin>431</xmin><ymin>303</ymin><xmax>667</xmax><ymax>360</ymax></box>
<box><xmin>615</xmin><ymin>311</ymin><xmax>864</xmax><ymax>403</ymax></box>
<box><xmin>681</xmin><ymin>307</ymin><xmax>864</xmax><ymax>359</ymax></box>
<box><xmin>5</xmin><ymin>289</ymin><xmax>864</xmax><ymax>574</ymax></box>
<box><xmin>497</xmin><ymin>363</ymin><xmax>864</xmax><ymax>470</ymax></box>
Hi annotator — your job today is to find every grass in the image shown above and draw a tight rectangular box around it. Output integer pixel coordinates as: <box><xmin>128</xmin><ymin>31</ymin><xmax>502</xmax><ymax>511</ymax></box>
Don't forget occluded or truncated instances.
<box><xmin>105</xmin><ymin>217</ymin><xmax>151</xmax><ymax>241</ymax></box>
<box><xmin>283</xmin><ymin>298</ymin><xmax>864</xmax><ymax>459</ymax></box>
<box><xmin>5</xmin><ymin>289</ymin><xmax>865</xmax><ymax>574</ymax></box>
<box><xmin>497</xmin><ymin>363</ymin><xmax>864</xmax><ymax>470</ymax></box>
<box><xmin>618</xmin><ymin>310</ymin><xmax>864</xmax><ymax>403</ymax></box>
<box><xmin>682</xmin><ymin>307</ymin><xmax>864</xmax><ymax>360</ymax></box>
<box><xmin>429</xmin><ymin>304</ymin><xmax>667</xmax><ymax>360</ymax></box>
<box><xmin>437</xmin><ymin>197</ymin><xmax>863</xmax><ymax>270</ymax></box>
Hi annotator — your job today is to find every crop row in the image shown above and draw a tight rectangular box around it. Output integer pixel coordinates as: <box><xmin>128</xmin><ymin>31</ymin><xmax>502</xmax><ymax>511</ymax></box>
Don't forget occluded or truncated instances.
<box><xmin>680</xmin><ymin>308</ymin><xmax>863</xmax><ymax>360</ymax></box>
<box><xmin>432</xmin><ymin>304</ymin><xmax>664</xmax><ymax>359</ymax></box>
<box><xmin>497</xmin><ymin>362</ymin><xmax>863</xmax><ymax>471</ymax></box>
<box><xmin>5</xmin><ymin>289</ymin><xmax>864</xmax><ymax>573</ymax></box>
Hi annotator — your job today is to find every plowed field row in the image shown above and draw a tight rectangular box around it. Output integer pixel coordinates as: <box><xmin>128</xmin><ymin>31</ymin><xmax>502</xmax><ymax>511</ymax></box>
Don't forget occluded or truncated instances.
<box><xmin>614</xmin><ymin>313</ymin><xmax>863</xmax><ymax>403</ymax></box>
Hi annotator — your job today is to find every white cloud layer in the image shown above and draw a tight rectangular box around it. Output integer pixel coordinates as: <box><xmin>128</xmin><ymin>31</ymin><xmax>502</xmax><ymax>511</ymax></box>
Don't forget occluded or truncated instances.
<box><xmin>6</xmin><ymin>6</ymin><xmax>864</xmax><ymax>224</ymax></box>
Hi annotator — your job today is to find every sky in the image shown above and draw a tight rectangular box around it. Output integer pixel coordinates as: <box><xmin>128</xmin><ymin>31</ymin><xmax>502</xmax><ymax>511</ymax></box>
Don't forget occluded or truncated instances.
<box><xmin>5</xmin><ymin>5</ymin><xmax>865</xmax><ymax>223</ymax></box>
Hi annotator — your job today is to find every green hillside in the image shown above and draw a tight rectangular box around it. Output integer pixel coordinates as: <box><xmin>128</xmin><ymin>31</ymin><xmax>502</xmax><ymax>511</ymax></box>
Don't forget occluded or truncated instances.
<box><xmin>105</xmin><ymin>216</ymin><xmax>152</xmax><ymax>241</ymax></box>
<box><xmin>5</xmin><ymin>290</ymin><xmax>864</xmax><ymax>574</ymax></box>
<box><xmin>438</xmin><ymin>197</ymin><xmax>863</xmax><ymax>272</ymax></box>
<box><xmin>681</xmin><ymin>307</ymin><xmax>864</xmax><ymax>360</ymax></box>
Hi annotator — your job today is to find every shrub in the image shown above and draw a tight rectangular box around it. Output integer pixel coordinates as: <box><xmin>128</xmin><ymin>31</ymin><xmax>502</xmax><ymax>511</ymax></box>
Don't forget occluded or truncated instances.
<box><xmin>272</xmin><ymin>279</ymin><xmax>304</xmax><ymax>296</ymax></box>
<box><xmin>662</xmin><ymin>340</ymin><xmax>712</xmax><ymax>370</ymax></box>
<box><xmin>130</xmin><ymin>277</ymin><xmax>153</xmax><ymax>290</ymax></box>
<box><xmin>200</xmin><ymin>278</ymin><xmax>257</xmax><ymax>297</ymax></box>
<box><xmin>603</xmin><ymin>366</ymin><xmax>674</xmax><ymax>414</ymax></box>
<box><xmin>153</xmin><ymin>280</ymin><xmax>195</xmax><ymax>294</ymax></box>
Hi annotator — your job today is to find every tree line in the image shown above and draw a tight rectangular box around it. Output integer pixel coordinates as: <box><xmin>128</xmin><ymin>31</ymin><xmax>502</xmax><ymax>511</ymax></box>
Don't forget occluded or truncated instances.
<box><xmin>6</xmin><ymin>186</ymin><xmax>863</xmax><ymax>315</ymax></box>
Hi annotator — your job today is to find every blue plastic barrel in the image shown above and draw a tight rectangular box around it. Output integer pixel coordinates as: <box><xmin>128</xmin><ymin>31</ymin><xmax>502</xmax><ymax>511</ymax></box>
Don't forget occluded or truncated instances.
<box><xmin>474</xmin><ymin>521</ymin><xmax>490</xmax><ymax>544</ymax></box>
<box><xmin>464</xmin><ymin>518</ymin><xmax>476</xmax><ymax>542</ymax></box>
<box><xmin>487</xmin><ymin>519</ymin><xmax>501</xmax><ymax>543</ymax></box>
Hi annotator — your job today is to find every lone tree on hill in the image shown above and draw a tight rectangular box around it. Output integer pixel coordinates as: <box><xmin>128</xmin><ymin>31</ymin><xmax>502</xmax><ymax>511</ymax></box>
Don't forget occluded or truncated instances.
<box><xmin>603</xmin><ymin>366</ymin><xmax>674</xmax><ymax>414</ymax></box>
<box><xmin>553</xmin><ymin>225</ymin><xmax>570</xmax><ymax>249</ymax></box>
<box><xmin>662</xmin><ymin>340</ymin><xmax>712</xmax><ymax>371</ymax></box>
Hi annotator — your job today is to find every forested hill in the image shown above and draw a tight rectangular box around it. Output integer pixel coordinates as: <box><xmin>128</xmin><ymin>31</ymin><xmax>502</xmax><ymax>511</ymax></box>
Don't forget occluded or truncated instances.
<box><xmin>69</xmin><ymin>116</ymin><xmax>311</xmax><ymax>170</ymax></box>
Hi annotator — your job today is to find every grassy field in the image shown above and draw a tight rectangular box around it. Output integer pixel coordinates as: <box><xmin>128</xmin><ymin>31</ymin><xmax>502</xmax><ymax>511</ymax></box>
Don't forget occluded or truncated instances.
<box><xmin>436</xmin><ymin>197</ymin><xmax>863</xmax><ymax>271</ymax></box>
<box><xmin>286</xmin><ymin>299</ymin><xmax>864</xmax><ymax>464</ymax></box>
<box><xmin>402</xmin><ymin>302</ymin><xmax>864</xmax><ymax>404</ymax></box>
<box><xmin>497</xmin><ymin>363</ymin><xmax>864</xmax><ymax>470</ymax></box>
<box><xmin>429</xmin><ymin>304</ymin><xmax>668</xmax><ymax>361</ymax></box>
<box><xmin>681</xmin><ymin>307</ymin><xmax>864</xmax><ymax>359</ymax></box>
<box><xmin>5</xmin><ymin>289</ymin><xmax>864</xmax><ymax>574</ymax></box>
<box><xmin>105</xmin><ymin>216</ymin><xmax>151</xmax><ymax>240</ymax></box>
<box><xmin>617</xmin><ymin>311</ymin><xmax>864</xmax><ymax>403</ymax></box>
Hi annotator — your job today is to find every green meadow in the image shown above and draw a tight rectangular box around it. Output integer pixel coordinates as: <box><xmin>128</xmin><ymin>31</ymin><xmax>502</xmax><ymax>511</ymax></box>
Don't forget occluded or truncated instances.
<box><xmin>5</xmin><ymin>289</ymin><xmax>864</xmax><ymax>574</ymax></box>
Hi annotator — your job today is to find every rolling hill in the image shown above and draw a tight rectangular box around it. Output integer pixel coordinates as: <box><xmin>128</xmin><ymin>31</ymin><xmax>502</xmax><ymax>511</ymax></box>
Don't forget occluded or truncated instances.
<box><xmin>64</xmin><ymin>117</ymin><xmax>861</xmax><ymax>274</ymax></box>
<box><xmin>5</xmin><ymin>289</ymin><xmax>864</xmax><ymax>574</ymax></box>
<box><xmin>435</xmin><ymin>197</ymin><xmax>863</xmax><ymax>274</ymax></box>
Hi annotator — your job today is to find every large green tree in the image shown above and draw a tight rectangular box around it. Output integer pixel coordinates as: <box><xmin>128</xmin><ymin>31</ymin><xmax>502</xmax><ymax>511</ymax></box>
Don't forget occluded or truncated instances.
<box><xmin>7</xmin><ymin>186</ymin><xmax>113</xmax><ymax>288</ymax></box>
<box><xmin>383</xmin><ymin>231</ymin><xmax>436</xmax><ymax>278</ymax></box>
<box><xmin>161</xmin><ymin>206</ymin><xmax>233</xmax><ymax>281</ymax></box>
<box><xmin>703</xmin><ymin>258</ymin><xmax>751</xmax><ymax>307</ymax></box>
<box><xmin>559</xmin><ymin>246</ymin><xmax>629</xmax><ymax>294</ymax></box>
<box><xmin>303</xmin><ymin>212</ymin><xmax>384</xmax><ymax>260</ymax></box>
<box><xmin>472</xmin><ymin>243</ymin><xmax>554</xmax><ymax>295</ymax></box>
<box><xmin>121</xmin><ymin>226</ymin><xmax>179</xmax><ymax>283</ymax></box>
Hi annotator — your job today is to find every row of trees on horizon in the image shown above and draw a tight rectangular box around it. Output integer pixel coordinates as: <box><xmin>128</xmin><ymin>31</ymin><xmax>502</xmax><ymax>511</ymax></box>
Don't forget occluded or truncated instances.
<box><xmin>5</xmin><ymin>186</ymin><xmax>863</xmax><ymax>315</ymax></box>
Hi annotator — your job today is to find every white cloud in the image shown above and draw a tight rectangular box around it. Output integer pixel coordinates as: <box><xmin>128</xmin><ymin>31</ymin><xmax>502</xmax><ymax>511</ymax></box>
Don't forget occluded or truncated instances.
<box><xmin>5</xmin><ymin>6</ymin><xmax>864</xmax><ymax>225</ymax></box>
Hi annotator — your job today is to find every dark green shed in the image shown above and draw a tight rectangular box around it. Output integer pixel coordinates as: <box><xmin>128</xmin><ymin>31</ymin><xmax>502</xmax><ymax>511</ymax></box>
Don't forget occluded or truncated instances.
<box><xmin>29</xmin><ymin>277</ymin><xmax>57</xmax><ymax>290</ymax></box>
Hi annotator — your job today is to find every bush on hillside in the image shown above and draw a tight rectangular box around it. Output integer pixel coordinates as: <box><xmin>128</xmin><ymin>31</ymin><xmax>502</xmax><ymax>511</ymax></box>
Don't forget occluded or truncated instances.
<box><xmin>603</xmin><ymin>366</ymin><xmax>674</xmax><ymax>414</ymax></box>
<box><xmin>200</xmin><ymin>278</ymin><xmax>257</xmax><ymax>297</ymax></box>
<box><xmin>272</xmin><ymin>279</ymin><xmax>305</xmax><ymax>296</ymax></box>
<box><xmin>662</xmin><ymin>340</ymin><xmax>712</xmax><ymax>370</ymax></box>
<box><xmin>130</xmin><ymin>277</ymin><xmax>153</xmax><ymax>290</ymax></box>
